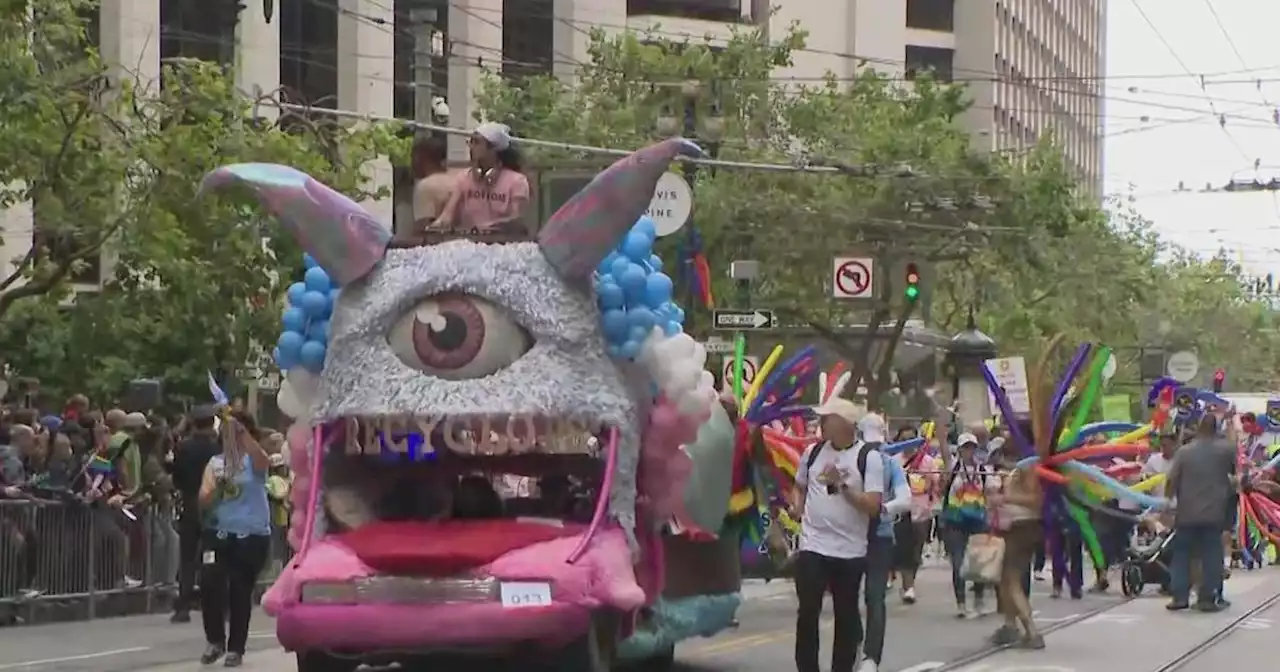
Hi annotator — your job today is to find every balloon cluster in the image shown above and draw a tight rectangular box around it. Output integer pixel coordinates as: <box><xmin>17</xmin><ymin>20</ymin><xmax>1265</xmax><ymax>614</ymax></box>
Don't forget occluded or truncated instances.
<box><xmin>275</xmin><ymin>255</ymin><xmax>340</xmax><ymax>374</ymax></box>
<box><xmin>636</xmin><ymin>329</ymin><xmax>717</xmax><ymax>417</ymax></box>
<box><xmin>595</xmin><ymin>217</ymin><xmax>683</xmax><ymax>360</ymax></box>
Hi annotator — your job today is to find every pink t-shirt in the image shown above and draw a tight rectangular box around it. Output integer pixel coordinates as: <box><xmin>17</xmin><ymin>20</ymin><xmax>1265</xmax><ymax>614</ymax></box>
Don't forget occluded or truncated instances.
<box><xmin>452</xmin><ymin>169</ymin><xmax>530</xmax><ymax>232</ymax></box>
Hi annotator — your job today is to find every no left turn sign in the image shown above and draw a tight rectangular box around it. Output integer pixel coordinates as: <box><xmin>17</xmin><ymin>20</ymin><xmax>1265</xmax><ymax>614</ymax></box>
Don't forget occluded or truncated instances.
<box><xmin>722</xmin><ymin>356</ymin><xmax>759</xmax><ymax>391</ymax></box>
<box><xmin>832</xmin><ymin>257</ymin><xmax>874</xmax><ymax>298</ymax></box>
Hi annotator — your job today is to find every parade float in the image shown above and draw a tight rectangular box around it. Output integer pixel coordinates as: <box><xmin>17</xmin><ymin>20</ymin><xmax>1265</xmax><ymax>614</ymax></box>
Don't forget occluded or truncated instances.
<box><xmin>200</xmin><ymin>138</ymin><xmax>750</xmax><ymax>671</ymax></box>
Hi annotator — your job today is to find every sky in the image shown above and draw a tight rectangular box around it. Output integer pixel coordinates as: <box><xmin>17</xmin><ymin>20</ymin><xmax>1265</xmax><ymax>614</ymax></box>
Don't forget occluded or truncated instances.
<box><xmin>1105</xmin><ymin>0</ymin><xmax>1280</xmax><ymax>282</ymax></box>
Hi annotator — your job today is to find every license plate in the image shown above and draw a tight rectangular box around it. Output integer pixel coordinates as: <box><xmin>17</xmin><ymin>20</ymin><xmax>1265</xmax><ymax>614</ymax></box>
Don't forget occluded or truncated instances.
<box><xmin>499</xmin><ymin>582</ymin><xmax>552</xmax><ymax>608</ymax></box>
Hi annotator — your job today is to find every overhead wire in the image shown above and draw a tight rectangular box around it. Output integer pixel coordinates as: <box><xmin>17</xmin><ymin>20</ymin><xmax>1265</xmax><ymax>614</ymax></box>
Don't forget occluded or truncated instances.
<box><xmin>1128</xmin><ymin>0</ymin><xmax>1253</xmax><ymax>163</ymax></box>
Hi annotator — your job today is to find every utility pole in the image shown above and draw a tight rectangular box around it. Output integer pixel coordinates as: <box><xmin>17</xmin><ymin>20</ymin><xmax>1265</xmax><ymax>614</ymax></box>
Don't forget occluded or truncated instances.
<box><xmin>410</xmin><ymin>5</ymin><xmax>439</xmax><ymax>135</ymax></box>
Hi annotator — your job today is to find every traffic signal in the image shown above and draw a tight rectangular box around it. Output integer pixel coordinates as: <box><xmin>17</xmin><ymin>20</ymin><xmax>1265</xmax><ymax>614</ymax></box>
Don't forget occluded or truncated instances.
<box><xmin>904</xmin><ymin>262</ymin><xmax>921</xmax><ymax>302</ymax></box>
<box><xmin>1212</xmin><ymin>368</ymin><xmax>1225</xmax><ymax>393</ymax></box>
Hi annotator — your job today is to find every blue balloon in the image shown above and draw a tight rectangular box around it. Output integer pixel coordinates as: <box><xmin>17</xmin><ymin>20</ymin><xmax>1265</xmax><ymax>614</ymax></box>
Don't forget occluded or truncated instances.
<box><xmin>601</xmin><ymin>309</ymin><xmax>630</xmax><ymax>341</ymax></box>
<box><xmin>272</xmin><ymin>347</ymin><xmax>288</xmax><ymax>370</ymax></box>
<box><xmin>303</xmin><ymin>253</ymin><xmax>318</xmax><ymax>269</ymax></box>
<box><xmin>299</xmin><ymin>340</ymin><xmax>327</xmax><ymax>373</ymax></box>
<box><xmin>620</xmin><ymin>339</ymin><xmax>642</xmax><ymax>359</ymax></box>
<box><xmin>671</xmin><ymin>305</ymin><xmax>686</xmax><ymax>324</ymax></box>
<box><xmin>301</xmin><ymin>290</ymin><xmax>330</xmax><ymax>318</ymax></box>
<box><xmin>628</xmin><ymin>325</ymin><xmax>650</xmax><ymax>344</ymax></box>
<box><xmin>329</xmin><ymin>288</ymin><xmax>341</xmax><ymax>304</ymax></box>
<box><xmin>596</xmin><ymin>282</ymin><xmax>625</xmax><ymax>310</ymax></box>
<box><xmin>281</xmin><ymin>307</ymin><xmax>308</xmax><ymax>334</ymax></box>
<box><xmin>609</xmin><ymin>257</ymin><xmax>632</xmax><ymax>282</ymax></box>
<box><xmin>622</xmin><ymin>232</ymin><xmax>653</xmax><ymax>262</ymax></box>
<box><xmin>633</xmin><ymin>217</ymin><xmax>657</xmax><ymax>239</ymax></box>
<box><xmin>648</xmin><ymin>254</ymin><xmax>664</xmax><ymax>273</ymax></box>
<box><xmin>627</xmin><ymin>306</ymin><xmax>657</xmax><ymax>333</ymax></box>
<box><xmin>304</xmin><ymin>266</ymin><xmax>332</xmax><ymax>293</ymax></box>
<box><xmin>278</xmin><ymin>330</ymin><xmax>305</xmax><ymax>359</ymax></box>
<box><xmin>606</xmin><ymin>344</ymin><xmax>624</xmax><ymax>359</ymax></box>
<box><xmin>644</xmin><ymin>273</ymin><xmax>674</xmax><ymax>306</ymax></box>
<box><xmin>618</xmin><ymin>264</ymin><xmax>648</xmax><ymax>302</ymax></box>
<box><xmin>287</xmin><ymin>282</ymin><xmax>307</xmax><ymax>307</ymax></box>
<box><xmin>664</xmin><ymin>320</ymin><xmax>682</xmax><ymax>336</ymax></box>
<box><xmin>598</xmin><ymin>252</ymin><xmax>621</xmax><ymax>276</ymax></box>
<box><xmin>306</xmin><ymin>319</ymin><xmax>331</xmax><ymax>342</ymax></box>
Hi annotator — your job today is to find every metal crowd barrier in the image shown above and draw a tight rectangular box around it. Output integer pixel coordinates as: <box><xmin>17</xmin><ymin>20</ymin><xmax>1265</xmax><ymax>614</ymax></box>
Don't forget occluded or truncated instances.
<box><xmin>0</xmin><ymin>499</ymin><xmax>291</xmax><ymax>626</ymax></box>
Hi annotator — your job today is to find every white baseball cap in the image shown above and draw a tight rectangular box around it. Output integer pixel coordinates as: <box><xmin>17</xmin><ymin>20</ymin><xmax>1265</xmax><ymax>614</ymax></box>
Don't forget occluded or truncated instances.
<box><xmin>813</xmin><ymin>397</ymin><xmax>864</xmax><ymax>425</ymax></box>
<box><xmin>956</xmin><ymin>432</ymin><xmax>979</xmax><ymax>448</ymax></box>
<box><xmin>472</xmin><ymin>122</ymin><xmax>512</xmax><ymax>151</ymax></box>
<box><xmin>858</xmin><ymin>412</ymin><xmax>888</xmax><ymax>443</ymax></box>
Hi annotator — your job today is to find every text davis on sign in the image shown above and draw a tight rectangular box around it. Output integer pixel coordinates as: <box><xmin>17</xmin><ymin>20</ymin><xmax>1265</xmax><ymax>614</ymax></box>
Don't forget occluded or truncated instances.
<box><xmin>647</xmin><ymin>172</ymin><xmax>693</xmax><ymax>237</ymax></box>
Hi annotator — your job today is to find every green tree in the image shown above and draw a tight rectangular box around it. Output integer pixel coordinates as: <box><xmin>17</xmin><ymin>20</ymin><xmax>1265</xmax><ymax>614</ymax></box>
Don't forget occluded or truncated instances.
<box><xmin>475</xmin><ymin>25</ymin><xmax>1090</xmax><ymax>404</ymax></box>
<box><xmin>0</xmin><ymin>0</ymin><xmax>407</xmax><ymax>403</ymax></box>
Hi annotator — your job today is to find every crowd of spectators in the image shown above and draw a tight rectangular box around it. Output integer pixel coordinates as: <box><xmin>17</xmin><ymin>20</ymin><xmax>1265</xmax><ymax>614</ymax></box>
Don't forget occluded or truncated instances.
<box><xmin>0</xmin><ymin>396</ymin><xmax>292</xmax><ymax>618</ymax></box>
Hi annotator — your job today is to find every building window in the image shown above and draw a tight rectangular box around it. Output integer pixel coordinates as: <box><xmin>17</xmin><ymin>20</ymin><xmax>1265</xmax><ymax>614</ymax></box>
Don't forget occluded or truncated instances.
<box><xmin>502</xmin><ymin>0</ymin><xmax>554</xmax><ymax>78</ymax></box>
<box><xmin>904</xmin><ymin>45</ymin><xmax>954</xmax><ymax>82</ymax></box>
<box><xmin>906</xmin><ymin>0</ymin><xmax>954</xmax><ymax>32</ymax></box>
<box><xmin>626</xmin><ymin>0</ymin><xmax>744</xmax><ymax>23</ymax></box>
<box><xmin>280</xmin><ymin>0</ymin><xmax>338</xmax><ymax>111</ymax></box>
<box><xmin>160</xmin><ymin>0</ymin><xmax>236</xmax><ymax>67</ymax></box>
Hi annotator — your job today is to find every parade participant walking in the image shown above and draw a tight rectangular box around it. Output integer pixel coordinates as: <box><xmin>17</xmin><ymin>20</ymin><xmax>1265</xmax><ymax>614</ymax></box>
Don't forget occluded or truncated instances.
<box><xmin>1165</xmin><ymin>411</ymin><xmax>1237</xmax><ymax>612</ymax></box>
<box><xmin>986</xmin><ymin>443</ymin><xmax>1046</xmax><ymax>648</ymax></box>
<box><xmin>940</xmin><ymin>432</ymin><xmax>996</xmax><ymax>618</ymax></box>
<box><xmin>892</xmin><ymin>425</ymin><xmax>941</xmax><ymax>604</ymax></box>
<box><xmin>860</xmin><ymin>413</ymin><xmax>912</xmax><ymax>672</ymax></box>
<box><xmin>198</xmin><ymin>411</ymin><xmax>272</xmax><ymax>667</ymax></box>
<box><xmin>170</xmin><ymin>406</ymin><xmax>221</xmax><ymax>623</ymax></box>
<box><xmin>792</xmin><ymin>398</ymin><xmax>885</xmax><ymax>672</ymax></box>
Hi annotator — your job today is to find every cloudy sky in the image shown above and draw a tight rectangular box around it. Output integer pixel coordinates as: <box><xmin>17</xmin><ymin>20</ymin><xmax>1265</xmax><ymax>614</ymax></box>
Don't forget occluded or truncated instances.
<box><xmin>1106</xmin><ymin>0</ymin><xmax>1280</xmax><ymax>281</ymax></box>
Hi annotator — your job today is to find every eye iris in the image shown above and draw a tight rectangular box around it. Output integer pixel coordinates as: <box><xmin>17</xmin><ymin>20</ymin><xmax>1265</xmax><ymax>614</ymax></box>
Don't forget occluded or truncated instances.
<box><xmin>411</xmin><ymin>297</ymin><xmax>485</xmax><ymax>369</ymax></box>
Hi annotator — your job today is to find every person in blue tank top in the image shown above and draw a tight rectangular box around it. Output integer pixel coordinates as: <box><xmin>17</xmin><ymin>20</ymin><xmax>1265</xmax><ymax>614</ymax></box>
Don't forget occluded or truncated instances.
<box><xmin>197</xmin><ymin>411</ymin><xmax>271</xmax><ymax>667</ymax></box>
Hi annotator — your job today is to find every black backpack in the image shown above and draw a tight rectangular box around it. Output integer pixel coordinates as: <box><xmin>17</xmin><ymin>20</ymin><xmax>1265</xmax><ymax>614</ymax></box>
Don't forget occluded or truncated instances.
<box><xmin>804</xmin><ymin>441</ymin><xmax>883</xmax><ymax>545</ymax></box>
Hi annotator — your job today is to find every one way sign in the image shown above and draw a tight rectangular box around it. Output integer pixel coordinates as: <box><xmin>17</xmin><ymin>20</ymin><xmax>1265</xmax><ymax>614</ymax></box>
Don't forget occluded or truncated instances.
<box><xmin>713</xmin><ymin>309</ymin><xmax>776</xmax><ymax>330</ymax></box>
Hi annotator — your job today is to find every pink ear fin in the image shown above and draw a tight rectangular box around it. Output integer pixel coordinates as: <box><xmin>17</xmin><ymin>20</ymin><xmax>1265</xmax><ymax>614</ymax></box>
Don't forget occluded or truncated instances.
<box><xmin>538</xmin><ymin>139</ymin><xmax>703</xmax><ymax>280</ymax></box>
<box><xmin>200</xmin><ymin>163</ymin><xmax>391</xmax><ymax>285</ymax></box>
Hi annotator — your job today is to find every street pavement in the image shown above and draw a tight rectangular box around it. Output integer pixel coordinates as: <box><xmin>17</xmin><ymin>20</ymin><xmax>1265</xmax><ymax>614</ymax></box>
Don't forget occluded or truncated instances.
<box><xmin>1</xmin><ymin>560</ymin><xmax>1276</xmax><ymax>672</ymax></box>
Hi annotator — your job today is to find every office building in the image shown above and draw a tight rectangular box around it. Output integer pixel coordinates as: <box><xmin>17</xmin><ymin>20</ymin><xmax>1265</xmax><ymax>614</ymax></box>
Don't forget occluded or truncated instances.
<box><xmin>0</xmin><ymin>0</ymin><xmax>1105</xmax><ymax>286</ymax></box>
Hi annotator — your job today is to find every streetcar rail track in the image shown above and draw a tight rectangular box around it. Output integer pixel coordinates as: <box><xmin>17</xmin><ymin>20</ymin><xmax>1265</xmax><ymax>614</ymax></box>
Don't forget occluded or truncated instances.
<box><xmin>1150</xmin><ymin>590</ymin><xmax>1280</xmax><ymax>672</ymax></box>
<box><xmin>926</xmin><ymin>587</ymin><xmax>1280</xmax><ymax>672</ymax></box>
<box><xmin>928</xmin><ymin>596</ymin><xmax>1136</xmax><ymax>672</ymax></box>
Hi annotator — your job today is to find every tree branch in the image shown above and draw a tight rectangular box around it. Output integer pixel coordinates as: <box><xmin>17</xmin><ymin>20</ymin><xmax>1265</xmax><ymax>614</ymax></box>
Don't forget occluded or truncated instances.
<box><xmin>0</xmin><ymin>219</ymin><xmax>126</xmax><ymax>321</ymax></box>
<box><xmin>0</xmin><ymin>248</ymin><xmax>37</xmax><ymax>292</ymax></box>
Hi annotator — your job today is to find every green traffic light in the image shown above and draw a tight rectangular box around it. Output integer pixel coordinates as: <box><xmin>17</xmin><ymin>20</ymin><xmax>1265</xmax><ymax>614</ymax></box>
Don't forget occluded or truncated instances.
<box><xmin>905</xmin><ymin>286</ymin><xmax>920</xmax><ymax>300</ymax></box>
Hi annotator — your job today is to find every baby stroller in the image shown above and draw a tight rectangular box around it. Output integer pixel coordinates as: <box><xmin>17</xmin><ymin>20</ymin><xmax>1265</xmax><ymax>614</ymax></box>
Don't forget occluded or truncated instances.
<box><xmin>1120</xmin><ymin>527</ymin><xmax>1174</xmax><ymax>596</ymax></box>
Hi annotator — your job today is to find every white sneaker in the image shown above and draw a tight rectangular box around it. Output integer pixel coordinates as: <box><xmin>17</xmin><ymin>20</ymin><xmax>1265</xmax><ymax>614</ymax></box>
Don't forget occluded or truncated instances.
<box><xmin>903</xmin><ymin>587</ymin><xmax>917</xmax><ymax>604</ymax></box>
<box><xmin>856</xmin><ymin>660</ymin><xmax>879</xmax><ymax>672</ymax></box>
<box><xmin>1033</xmin><ymin>570</ymin><xmax>1045</xmax><ymax>581</ymax></box>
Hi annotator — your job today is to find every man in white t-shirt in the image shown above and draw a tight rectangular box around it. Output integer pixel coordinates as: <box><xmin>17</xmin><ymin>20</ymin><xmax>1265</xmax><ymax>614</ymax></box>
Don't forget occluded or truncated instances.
<box><xmin>792</xmin><ymin>398</ymin><xmax>885</xmax><ymax>672</ymax></box>
<box><xmin>1143</xmin><ymin>433</ymin><xmax>1178</xmax><ymax>477</ymax></box>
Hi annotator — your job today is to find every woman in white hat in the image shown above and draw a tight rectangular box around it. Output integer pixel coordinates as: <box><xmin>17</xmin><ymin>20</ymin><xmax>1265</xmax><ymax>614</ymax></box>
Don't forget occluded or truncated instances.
<box><xmin>435</xmin><ymin>122</ymin><xmax>530</xmax><ymax>234</ymax></box>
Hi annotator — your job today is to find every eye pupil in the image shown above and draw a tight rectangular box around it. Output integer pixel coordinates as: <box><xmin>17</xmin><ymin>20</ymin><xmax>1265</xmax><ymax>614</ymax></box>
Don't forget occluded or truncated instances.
<box><xmin>427</xmin><ymin>312</ymin><xmax>469</xmax><ymax>351</ymax></box>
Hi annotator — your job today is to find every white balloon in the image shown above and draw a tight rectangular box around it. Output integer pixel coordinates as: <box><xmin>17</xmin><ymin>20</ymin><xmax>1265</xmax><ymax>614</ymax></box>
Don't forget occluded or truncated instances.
<box><xmin>676</xmin><ymin>389</ymin><xmax>708</xmax><ymax>416</ymax></box>
<box><xmin>690</xmin><ymin>342</ymin><xmax>707</xmax><ymax>370</ymax></box>
<box><xmin>276</xmin><ymin>379</ymin><xmax>304</xmax><ymax>419</ymax></box>
<box><xmin>698</xmin><ymin>370</ymin><xmax>716</xmax><ymax>392</ymax></box>
<box><xmin>667</xmin><ymin>333</ymin><xmax>697</xmax><ymax>358</ymax></box>
<box><xmin>667</xmin><ymin>363</ymin><xmax>701</xmax><ymax>395</ymax></box>
<box><xmin>288</xmin><ymin>367</ymin><xmax>321</xmax><ymax>397</ymax></box>
<box><xmin>636</xmin><ymin>329</ymin><xmax>663</xmax><ymax>367</ymax></box>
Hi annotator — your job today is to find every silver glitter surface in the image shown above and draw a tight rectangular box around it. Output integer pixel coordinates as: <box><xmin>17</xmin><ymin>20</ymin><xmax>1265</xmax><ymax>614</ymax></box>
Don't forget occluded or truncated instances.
<box><xmin>312</xmin><ymin>240</ymin><xmax>640</xmax><ymax>539</ymax></box>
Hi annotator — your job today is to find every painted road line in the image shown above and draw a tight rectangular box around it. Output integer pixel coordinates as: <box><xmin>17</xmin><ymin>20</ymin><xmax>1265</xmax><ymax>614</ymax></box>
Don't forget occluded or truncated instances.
<box><xmin>0</xmin><ymin>648</ymin><xmax>151</xmax><ymax>671</ymax></box>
